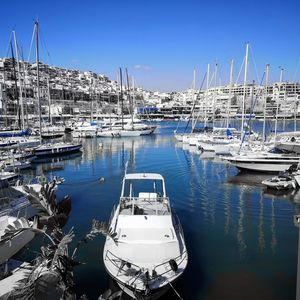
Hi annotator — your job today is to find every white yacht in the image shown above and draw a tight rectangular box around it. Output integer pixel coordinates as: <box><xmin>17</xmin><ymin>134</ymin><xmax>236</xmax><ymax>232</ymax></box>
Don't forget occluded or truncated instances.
<box><xmin>72</xmin><ymin>121</ymin><xmax>97</xmax><ymax>138</ymax></box>
<box><xmin>196</xmin><ymin>127</ymin><xmax>240</xmax><ymax>154</ymax></box>
<box><xmin>98</xmin><ymin>119</ymin><xmax>156</xmax><ymax>138</ymax></box>
<box><xmin>103</xmin><ymin>173</ymin><xmax>188</xmax><ymax>299</ymax></box>
<box><xmin>222</xmin><ymin>151</ymin><xmax>300</xmax><ymax>172</ymax></box>
<box><xmin>41</xmin><ymin>125</ymin><xmax>65</xmax><ymax>139</ymax></box>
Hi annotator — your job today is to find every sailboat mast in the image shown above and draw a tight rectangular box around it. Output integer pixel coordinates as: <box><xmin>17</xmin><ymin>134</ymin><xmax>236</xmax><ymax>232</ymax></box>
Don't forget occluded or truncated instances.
<box><xmin>13</xmin><ymin>31</ymin><xmax>24</xmax><ymax>130</ymax></box>
<box><xmin>119</xmin><ymin>67</ymin><xmax>124</xmax><ymax>130</ymax></box>
<box><xmin>212</xmin><ymin>63</ymin><xmax>218</xmax><ymax>128</ymax></box>
<box><xmin>294</xmin><ymin>82</ymin><xmax>297</xmax><ymax>133</ymax></box>
<box><xmin>47</xmin><ymin>77</ymin><xmax>52</xmax><ymax>124</ymax></box>
<box><xmin>125</xmin><ymin>68</ymin><xmax>133</xmax><ymax>129</ymax></box>
<box><xmin>241</xmin><ymin>43</ymin><xmax>249</xmax><ymax>140</ymax></box>
<box><xmin>262</xmin><ymin>64</ymin><xmax>269</xmax><ymax>142</ymax></box>
<box><xmin>204</xmin><ymin>64</ymin><xmax>210</xmax><ymax>128</ymax></box>
<box><xmin>35</xmin><ymin>21</ymin><xmax>42</xmax><ymax>142</ymax></box>
<box><xmin>274</xmin><ymin>68</ymin><xmax>283</xmax><ymax>139</ymax></box>
<box><xmin>10</xmin><ymin>42</ymin><xmax>20</xmax><ymax>128</ymax></box>
<box><xmin>226</xmin><ymin>60</ymin><xmax>234</xmax><ymax>128</ymax></box>
<box><xmin>20</xmin><ymin>48</ymin><xmax>29</xmax><ymax>128</ymax></box>
<box><xmin>192</xmin><ymin>68</ymin><xmax>196</xmax><ymax>129</ymax></box>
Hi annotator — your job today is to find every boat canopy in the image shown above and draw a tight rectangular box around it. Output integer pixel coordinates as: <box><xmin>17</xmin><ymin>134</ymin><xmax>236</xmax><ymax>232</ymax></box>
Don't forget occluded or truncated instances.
<box><xmin>121</xmin><ymin>173</ymin><xmax>166</xmax><ymax>199</ymax></box>
<box><xmin>124</xmin><ymin>173</ymin><xmax>164</xmax><ymax>181</ymax></box>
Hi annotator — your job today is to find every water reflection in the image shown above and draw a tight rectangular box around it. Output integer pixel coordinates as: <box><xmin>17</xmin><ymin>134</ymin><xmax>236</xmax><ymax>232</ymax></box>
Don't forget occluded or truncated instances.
<box><xmin>271</xmin><ymin>199</ymin><xmax>277</xmax><ymax>252</ymax></box>
<box><xmin>237</xmin><ymin>187</ymin><xmax>247</xmax><ymax>255</ymax></box>
<box><xmin>15</xmin><ymin>123</ymin><xmax>300</xmax><ymax>299</ymax></box>
<box><xmin>258</xmin><ymin>191</ymin><xmax>266</xmax><ymax>252</ymax></box>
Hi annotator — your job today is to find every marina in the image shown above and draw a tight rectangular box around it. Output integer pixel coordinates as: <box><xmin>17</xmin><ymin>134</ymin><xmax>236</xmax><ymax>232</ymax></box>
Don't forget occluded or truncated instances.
<box><xmin>0</xmin><ymin>120</ymin><xmax>295</xmax><ymax>299</ymax></box>
<box><xmin>0</xmin><ymin>1</ymin><xmax>300</xmax><ymax>298</ymax></box>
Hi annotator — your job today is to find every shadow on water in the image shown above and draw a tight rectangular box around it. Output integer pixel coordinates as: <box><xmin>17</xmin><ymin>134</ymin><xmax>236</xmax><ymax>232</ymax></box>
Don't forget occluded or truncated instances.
<box><xmin>226</xmin><ymin>170</ymin><xmax>273</xmax><ymax>187</ymax></box>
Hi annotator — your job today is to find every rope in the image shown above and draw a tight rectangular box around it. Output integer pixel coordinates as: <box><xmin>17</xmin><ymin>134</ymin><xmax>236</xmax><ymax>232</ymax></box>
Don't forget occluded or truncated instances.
<box><xmin>235</xmin><ymin>56</ymin><xmax>245</xmax><ymax>84</ymax></box>
<box><xmin>27</xmin><ymin>25</ymin><xmax>35</xmax><ymax>63</ymax></box>
<box><xmin>5</xmin><ymin>32</ymin><xmax>13</xmax><ymax>58</ymax></box>
<box><xmin>238</xmin><ymin>72</ymin><xmax>265</xmax><ymax>153</ymax></box>
<box><xmin>184</xmin><ymin>72</ymin><xmax>207</xmax><ymax>133</ymax></box>
<box><xmin>293</xmin><ymin>57</ymin><xmax>300</xmax><ymax>81</ymax></box>
<box><xmin>249</xmin><ymin>44</ymin><xmax>260</xmax><ymax>84</ymax></box>
<box><xmin>169</xmin><ymin>282</ymin><xmax>183</xmax><ymax>300</ymax></box>
<box><xmin>39</xmin><ymin>28</ymin><xmax>53</xmax><ymax>65</ymax></box>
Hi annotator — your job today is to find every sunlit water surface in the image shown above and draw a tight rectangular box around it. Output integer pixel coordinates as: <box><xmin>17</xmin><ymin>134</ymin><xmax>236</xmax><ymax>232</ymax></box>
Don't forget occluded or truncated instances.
<box><xmin>17</xmin><ymin>121</ymin><xmax>300</xmax><ymax>300</ymax></box>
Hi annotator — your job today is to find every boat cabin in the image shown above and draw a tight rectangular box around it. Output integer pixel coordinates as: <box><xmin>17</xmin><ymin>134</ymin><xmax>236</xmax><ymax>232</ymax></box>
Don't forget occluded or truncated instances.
<box><xmin>119</xmin><ymin>173</ymin><xmax>171</xmax><ymax>216</ymax></box>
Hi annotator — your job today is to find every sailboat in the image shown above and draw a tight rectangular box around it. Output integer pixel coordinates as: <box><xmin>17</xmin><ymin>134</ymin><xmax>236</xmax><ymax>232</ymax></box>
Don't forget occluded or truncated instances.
<box><xmin>196</xmin><ymin>61</ymin><xmax>241</xmax><ymax>155</ymax></box>
<box><xmin>0</xmin><ymin>33</ymin><xmax>35</xmax><ymax>145</ymax></box>
<box><xmin>103</xmin><ymin>172</ymin><xmax>188</xmax><ymax>299</ymax></box>
<box><xmin>32</xmin><ymin>22</ymin><xmax>82</xmax><ymax>157</ymax></box>
<box><xmin>41</xmin><ymin>78</ymin><xmax>65</xmax><ymax>139</ymax></box>
<box><xmin>98</xmin><ymin>68</ymin><xmax>155</xmax><ymax>138</ymax></box>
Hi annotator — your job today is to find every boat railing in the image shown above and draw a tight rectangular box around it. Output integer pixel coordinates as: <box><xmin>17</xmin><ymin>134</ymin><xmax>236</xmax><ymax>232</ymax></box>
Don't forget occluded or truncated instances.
<box><xmin>109</xmin><ymin>204</ymin><xmax>116</xmax><ymax>225</ymax></box>
<box><xmin>152</xmin><ymin>250</ymin><xmax>187</xmax><ymax>278</ymax></box>
<box><xmin>105</xmin><ymin>249</ymin><xmax>142</xmax><ymax>273</ymax></box>
<box><xmin>105</xmin><ymin>248</ymin><xmax>187</xmax><ymax>286</ymax></box>
<box><xmin>173</xmin><ymin>210</ymin><xmax>185</xmax><ymax>239</ymax></box>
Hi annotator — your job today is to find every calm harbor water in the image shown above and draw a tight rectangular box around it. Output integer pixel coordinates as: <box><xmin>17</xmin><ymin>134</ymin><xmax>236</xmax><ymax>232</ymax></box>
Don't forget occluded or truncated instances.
<box><xmin>18</xmin><ymin>121</ymin><xmax>299</xmax><ymax>299</ymax></box>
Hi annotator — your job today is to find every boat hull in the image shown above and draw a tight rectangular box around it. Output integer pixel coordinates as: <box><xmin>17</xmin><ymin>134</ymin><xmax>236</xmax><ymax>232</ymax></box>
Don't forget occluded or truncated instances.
<box><xmin>262</xmin><ymin>179</ymin><xmax>296</xmax><ymax>190</ymax></box>
<box><xmin>118</xmin><ymin>128</ymin><xmax>155</xmax><ymax>137</ymax></box>
<box><xmin>114</xmin><ymin>277</ymin><xmax>170</xmax><ymax>300</ymax></box>
<box><xmin>232</xmin><ymin>161</ymin><xmax>296</xmax><ymax>172</ymax></box>
<box><xmin>0</xmin><ymin>216</ymin><xmax>35</xmax><ymax>265</ymax></box>
<box><xmin>34</xmin><ymin>144</ymin><xmax>82</xmax><ymax>157</ymax></box>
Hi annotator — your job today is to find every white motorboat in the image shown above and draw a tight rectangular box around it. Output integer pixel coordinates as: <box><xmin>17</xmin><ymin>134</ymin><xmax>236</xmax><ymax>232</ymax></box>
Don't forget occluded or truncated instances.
<box><xmin>103</xmin><ymin>173</ymin><xmax>188</xmax><ymax>299</ymax></box>
<box><xmin>72</xmin><ymin>122</ymin><xmax>97</xmax><ymax>138</ymax></box>
<box><xmin>262</xmin><ymin>174</ymin><xmax>297</xmax><ymax>190</ymax></box>
<box><xmin>0</xmin><ymin>216</ymin><xmax>35</xmax><ymax>265</ymax></box>
<box><xmin>0</xmin><ymin>159</ymin><xmax>31</xmax><ymax>172</ymax></box>
<box><xmin>262</xmin><ymin>163</ymin><xmax>300</xmax><ymax>190</ymax></box>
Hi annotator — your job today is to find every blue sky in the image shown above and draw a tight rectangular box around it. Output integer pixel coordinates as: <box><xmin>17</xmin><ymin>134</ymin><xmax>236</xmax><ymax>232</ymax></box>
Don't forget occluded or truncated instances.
<box><xmin>0</xmin><ymin>0</ymin><xmax>300</xmax><ymax>92</ymax></box>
